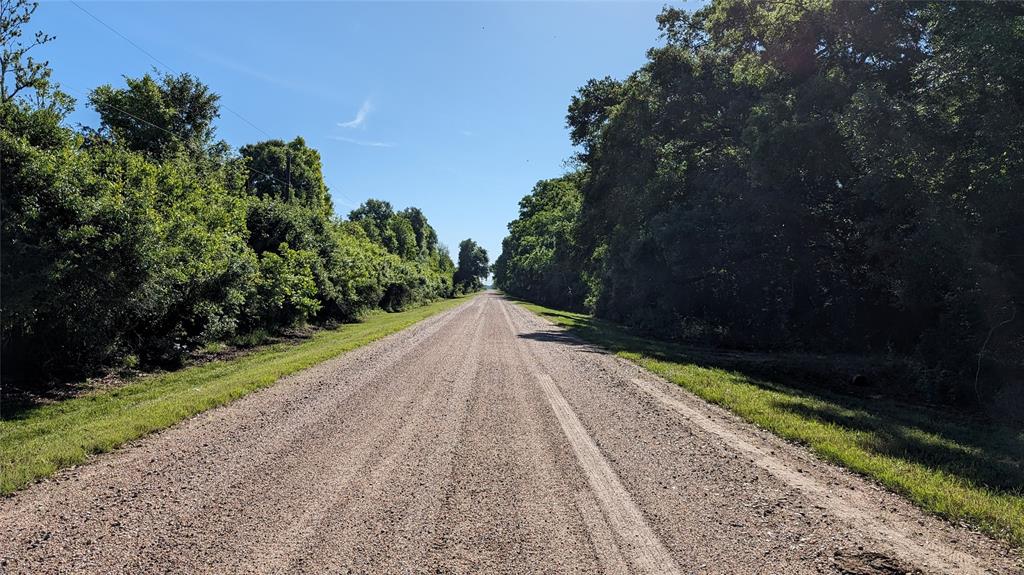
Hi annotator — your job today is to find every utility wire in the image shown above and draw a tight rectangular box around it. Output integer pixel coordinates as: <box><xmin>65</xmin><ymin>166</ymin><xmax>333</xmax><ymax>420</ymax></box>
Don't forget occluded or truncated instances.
<box><xmin>79</xmin><ymin>90</ymin><xmax>356</xmax><ymax>208</ymax></box>
<box><xmin>74</xmin><ymin>87</ymin><xmax>296</xmax><ymax>193</ymax></box>
<box><xmin>69</xmin><ymin>1</ymin><xmax>175</xmax><ymax>76</ymax></box>
<box><xmin>69</xmin><ymin>0</ymin><xmax>273</xmax><ymax>141</ymax></box>
<box><xmin>67</xmin><ymin>1</ymin><xmax>357</xmax><ymax>208</ymax></box>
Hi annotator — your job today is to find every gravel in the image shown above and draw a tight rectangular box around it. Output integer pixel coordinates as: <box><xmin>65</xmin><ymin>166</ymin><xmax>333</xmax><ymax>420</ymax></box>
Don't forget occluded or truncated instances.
<box><xmin>0</xmin><ymin>292</ymin><xmax>1018</xmax><ymax>574</ymax></box>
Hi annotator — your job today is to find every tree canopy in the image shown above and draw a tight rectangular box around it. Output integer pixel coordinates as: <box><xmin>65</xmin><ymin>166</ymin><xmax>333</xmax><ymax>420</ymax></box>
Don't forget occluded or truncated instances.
<box><xmin>89</xmin><ymin>71</ymin><xmax>221</xmax><ymax>160</ymax></box>
<box><xmin>497</xmin><ymin>0</ymin><xmax>1023</xmax><ymax>410</ymax></box>
<box><xmin>492</xmin><ymin>174</ymin><xmax>586</xmax><ymax>310</ymax></box>
<box><xmin>239</xmin><ymin>137</ymin><xmax>332</xmax><ymax>214</ymax></box>
<box><xmin>455</xmin><ymin>239</ymin><xmax>489</xmax><ymax>293</ymax></box>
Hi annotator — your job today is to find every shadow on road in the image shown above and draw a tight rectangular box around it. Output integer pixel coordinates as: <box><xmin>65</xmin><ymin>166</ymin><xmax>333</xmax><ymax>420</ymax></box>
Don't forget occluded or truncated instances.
<box><xmin>508</xmin><ymin>295</ymin><xmax>1024</xmax><ymax>501</ymax></box>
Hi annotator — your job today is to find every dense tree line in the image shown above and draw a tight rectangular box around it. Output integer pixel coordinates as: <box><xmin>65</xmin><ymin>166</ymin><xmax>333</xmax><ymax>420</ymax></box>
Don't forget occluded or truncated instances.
<box><xmin>0</xmin><ymin>1</ymin><xmax>479</xmax><ymax>381</ymax></box>
<box><xmin>495</xmin><ymin>0</ymin><xmax>1023</xmax><ymax>408</ymax></box>
<box><xmin>492</xmin><ymin>175</ymin><xmax>586</xmax><ymax>311</ymax></box>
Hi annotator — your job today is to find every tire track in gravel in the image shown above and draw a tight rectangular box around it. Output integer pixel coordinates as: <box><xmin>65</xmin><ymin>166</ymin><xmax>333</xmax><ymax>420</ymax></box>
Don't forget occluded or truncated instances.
<box><xmin>423</xmin><ymin>293</ymin><xmax>605</xmax><ymax>573</ymax></box>
<box><xmin>139</xmin><ymin>297</ymin><xmax>490</xmax><ymax>571</ymax></box>
<box><xmin>220</xmin><ymin>297</ymin><xmax>491</xmax><ymax>572</ymax></box>
<box><xmin>0</xmin><ymin>297</ymin><xmax>488</xmax><ymax>573</ymax></box>
<box><xmin>501</xmin><ymin>297</ymin><xmax>1020</xmax><ymax>575</ymax></box>
<box><xmin>498</xmin><ymin>302</ymin><xmax>682</xmax><ymax>575</ymax></box>
<box><xmin>275</xmin><ymin>296</ymin><xmax>490</xmax><ymax>573</ymax></box>
<box><xmin>628</xmin><ymin>375</ymin><xmax>990</xmax><ymax>575</ymax></box>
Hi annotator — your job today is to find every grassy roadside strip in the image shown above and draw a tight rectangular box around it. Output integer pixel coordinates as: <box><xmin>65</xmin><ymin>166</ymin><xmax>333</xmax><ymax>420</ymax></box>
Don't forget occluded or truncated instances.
<box><xmin>0</xmin><ymin>294</ymin><xmax>475</xmax><ymax>495</ymax></box>
<box><xmin>513</xmin><ymin>299</ymin><xmax>1024</xmax><ymax>548</ymax></box>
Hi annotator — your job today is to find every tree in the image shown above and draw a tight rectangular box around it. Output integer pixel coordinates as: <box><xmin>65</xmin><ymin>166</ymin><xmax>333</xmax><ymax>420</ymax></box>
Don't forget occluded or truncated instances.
<box><xmin>502</xmin><ymin>0</ymin><xmax>1023</xmax><ymax>410</ymax></box>
<box><xmin>345</xmin><ymin>200</ymin><xmax>456</xmax><ymax>307</ymax></box>
<box><xmin>0</xmin><ymin>0</ymin><xmax>461</xmax><ymax>384</ymax></box>
<box><xmin>493</xmin><ymin>174</ymin><xmax>586</xmax><ymax>310</ymax></box>
<box><xmin>387</xmin><ymin>215</ymin><xmax>418</xmax><ymax>260</ymax></box>
<box><xmin>348</xmin><ymin>199</ymin><xmax>420</xmax><ymax>259</ymax></box>
<box><xmin>89</xmin><ymin>71</ymin><xmax>220</xmax><ymax>159</ymax></box>
<box><xmin>398</xmin><ymin>207</ymin><xmax>439</xmax><ymax>259</ymax></box>
<box><xmin>244</xmin><ymin>244</ymin><xmax>320</xmax><ymax>332</ymax></box>
<box><xmin>1</xmin><ymin>0</ymin><xmax>53</xmax><ymax>105</ymax></box>
<box><xmin>566</xmin><ymin>76</ymin><xmax>623</xmax><ymax>157</ymax></box>
<box><xmin>349</xmin><ymin>199</ymin><xmax>396</xmax><ymax>246</ymax></box>
<box><xmin>239</xmin><ymin>137</ymin><xmax>332</xmax><ymax>214</ymax></box>
<box><xmin>454</xmin><ymin>239</ymin><xmax>489</xmax><ymax>293</ymax></box>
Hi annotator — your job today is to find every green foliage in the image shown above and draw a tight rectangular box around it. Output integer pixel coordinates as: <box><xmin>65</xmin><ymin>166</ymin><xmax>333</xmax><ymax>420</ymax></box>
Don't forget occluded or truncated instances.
<box><xmin>502</xmin><ymin>0</ymin><xmax>1023</xmax><ymax>411</ymax></box>
<box><xmin>388</xmin><ymin>214</ymin><xmax>418</xmax><ymax>260</ymax></box>
<box><xmin>0</xmin><ymin>0</ymin><xmax>58</xmax><ymax>107</ymax></box>
<box><xmin>245</xmin><ymin>244</ymin><xmax>320</xmax><ymax>330</ymax></box>
<box><xmin>135</xmin><ymin>154</ymin><xmax>258</xmax><ymax>366</ymax></box>
<box><xmin>348</xmin><ymin>198</ymin><xmax>395</xmax><ymax>245</ymax></box>
<box><xmin>344</xmin><ymin>198</ymin><xmax>455</xmax><ymax>308</ymax></box>
<box><xmin>399</xmin><ymin>207</ymin><xmax>439</xmax><ymax>258</ymax></box>
<box><xmin>2</xmin><ymin>115</ymin><xmax>162</xmax><ymax>375</ymax></box>
<box><xmin>89</xmin><ymin>71</ymin><xmax>221</xmax><ymax>160</ymax></box>
<box><xmin>1</xmin><ymin>109</ymin><xmax>259</xmax><ymax>374</ymax></box>
<box><xmin>0</xmin><ymin>7</ymin><xmax>459</xmax><ymax>382</ymax></box>
<box><xmin>492</xmin><ymin>174</ymin><xmax>586</xmax><ymax>310</ymax></box>
<box><xmin>239</xmin><ymin>137</ymin><xmax>332</xmax><ymax>214</ymax></box>
<box><xmin>454</xmin><ymin>238</ymin><xmax>489</xmax><ymax>293</ymax></box>
<box><xmin>349</xmin><ymin>198</ymin><xmax>421</xmax><ymax>260</ymax></box>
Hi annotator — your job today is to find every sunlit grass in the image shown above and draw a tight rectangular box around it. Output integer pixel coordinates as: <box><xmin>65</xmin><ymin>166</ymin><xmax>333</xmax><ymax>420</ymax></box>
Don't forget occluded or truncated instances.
<box><xmin>516</xmin><ymin>300</ymin><xmax>1024</xmax><ymax>548</ymax></box>
<box><xmin>0</xmin><ymin>295</ymin><xmax>473</xmax><ymax>495</ymax></box>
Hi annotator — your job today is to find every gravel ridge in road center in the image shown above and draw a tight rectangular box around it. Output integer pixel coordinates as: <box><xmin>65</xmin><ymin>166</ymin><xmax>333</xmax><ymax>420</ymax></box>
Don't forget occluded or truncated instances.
<box><xmin>0</xmin><ymin>292</ymin><xmax>1018</xmax><ymax>574</ymax></box>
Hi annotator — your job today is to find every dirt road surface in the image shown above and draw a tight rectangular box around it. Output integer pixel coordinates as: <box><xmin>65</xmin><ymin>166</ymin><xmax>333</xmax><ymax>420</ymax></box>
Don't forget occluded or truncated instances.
<box><xmin>1</xmin><ymin>292</ymin><xmax>1018</xmax><ymax>574</ymax></box>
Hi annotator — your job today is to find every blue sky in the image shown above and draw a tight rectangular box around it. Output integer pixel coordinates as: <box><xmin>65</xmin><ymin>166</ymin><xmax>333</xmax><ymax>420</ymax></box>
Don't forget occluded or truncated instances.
<box><xmin>35</xmin><ymin>1</ymin><xmax>698</xmax><ymax>264</ymax></box>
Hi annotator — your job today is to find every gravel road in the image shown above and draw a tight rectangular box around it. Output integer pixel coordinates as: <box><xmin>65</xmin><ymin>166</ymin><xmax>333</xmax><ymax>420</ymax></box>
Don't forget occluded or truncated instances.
<box><xmin>0</xmin><ymin>292</ymin><xmax>1018</xmax><ymax>574</ymax></box>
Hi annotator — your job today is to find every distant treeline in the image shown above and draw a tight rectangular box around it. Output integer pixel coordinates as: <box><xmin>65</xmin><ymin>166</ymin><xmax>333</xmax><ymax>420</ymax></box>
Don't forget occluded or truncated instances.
<box><xmin>1</xmin><ymin>1</ymin><xmax>488</xmax><ymax>381</ymax></box>
<box><xmin>494</xmin><ymin>1</ymin><xmax>1023</xmax><ymax>408</ymax></box>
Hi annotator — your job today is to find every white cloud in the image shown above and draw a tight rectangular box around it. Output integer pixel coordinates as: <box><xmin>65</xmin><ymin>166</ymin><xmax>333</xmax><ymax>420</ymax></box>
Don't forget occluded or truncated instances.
<box><xmin>329</xmin><ymin>136</ymin><xmax>395</xmax><ymax>148</ymax></box>
<box><xmin>194</xmin><ymin>50</ymin><xmax>329</xmax><ymax>101</ymax></box>
<box><xmin>338</xmin><ymin>99</ymin><xmax>372</xmax><ymax>129</ymax></box>
<box><xmin>460</xmin><ymin>129</ymin><xmax>474</xmax><ymax>137</ymax></box>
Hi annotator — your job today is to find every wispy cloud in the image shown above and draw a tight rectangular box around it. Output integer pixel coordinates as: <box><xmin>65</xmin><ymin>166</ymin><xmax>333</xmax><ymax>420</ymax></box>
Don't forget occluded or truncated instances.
<box><xmin>330</xmin><ymin>136</ymin><xmax>395</xmax><ymax>148</ymax></box>
<box><xmin>196</xmin><ymin>50</ymin><xmax>284</xmax><ymax>87</ymax></box>
<box><xmin>460</xmin><ymin>129</ymin><xmax>474</xmax><ymax>137</ymax></box>
<box><xmin>338</xmin><ymin>99</ymin><xmax>372</xmax><ymax>129</ymax></box>
<box><xmin>194</xmin><ymin>50</ymin><xmax>329</xmax><ymax>101</ymax></box>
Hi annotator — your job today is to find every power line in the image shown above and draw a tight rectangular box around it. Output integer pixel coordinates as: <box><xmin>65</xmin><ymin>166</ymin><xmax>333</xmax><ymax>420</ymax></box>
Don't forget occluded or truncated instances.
<box><xmin>66</xmin><ymin>2</ymin><xmax>357</xmax><ymax>208</ymax></box>
<box><xmin>70</xmin><ymin>0</ymin><xmax>272</xmax><ymax>141</ymax></box>
<box><xmin>69</xmin><ymin>1</ymin><xmax>175</xmax><ymax>75</ymax></box>
<box><xmin>79</xmin><ymin>89</ymin><xmax>355</xmax><ymax>207</ymax></box>
<box><xmin>72</xmin><ymin>87</ymin><xmax>294</xmax><ymax>194</ymax></box>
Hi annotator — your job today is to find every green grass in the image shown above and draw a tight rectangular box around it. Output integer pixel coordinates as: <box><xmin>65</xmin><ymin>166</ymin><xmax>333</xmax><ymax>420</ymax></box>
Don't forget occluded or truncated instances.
<box><xmin>0</xmin><ymin>295</ymin><xmax>474</xmax><ymax>495</ymax></box>
<box><xmin>514</xmin><ymin>299</ymin><xmax>1024</xmax><ymax>548</ymax></box>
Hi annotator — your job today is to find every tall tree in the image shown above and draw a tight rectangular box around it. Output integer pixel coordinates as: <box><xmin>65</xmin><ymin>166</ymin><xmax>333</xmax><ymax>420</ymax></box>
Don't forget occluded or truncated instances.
<box><xmin>89</xmin><ymin>71</ymin><xmax>220</xmax><ymax>159</ymax></box>
<box><xmin>348</xmin><ymin>199</ymin><xmax>395</xmax><ymax>246</ymax></box>
<box><xmin>454</xmin><ymin>239</ymin><xmax>489</xmax><ymax>292</ymax></box>
<box><xmin>0</xmin><ymin>4</ymin><xmax>462</xmax><ymax>383</ymax></box>
<box><xmin>398</xmin><ymin>206</ymin><xmax>439</xmax><ymax>259</ymax></box>
<box><xmin>348</xmin><ymin>199</ymin><xmax>420</xmax><ymax>259</ymax></box>
<box><xmin>239</xmin><ymin>137</ymin><xmax>332</xmax><ymax>214</ymax></box>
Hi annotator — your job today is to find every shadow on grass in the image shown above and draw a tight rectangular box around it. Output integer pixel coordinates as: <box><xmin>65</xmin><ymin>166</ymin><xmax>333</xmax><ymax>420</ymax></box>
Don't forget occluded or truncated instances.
<box><xmin>510</xmin><ymin>296</ymin><xmax>1024</xmax><ymax>499</ymax></box>
<box><xmin>0</xmin><ymin>328</ymin><xmax>321</xmax><ymax>422</ymax></box>
<box><xmin>774</xmin><ymin>399</ymin><xmax>1023</xmax><ymax>494</ymax></box>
